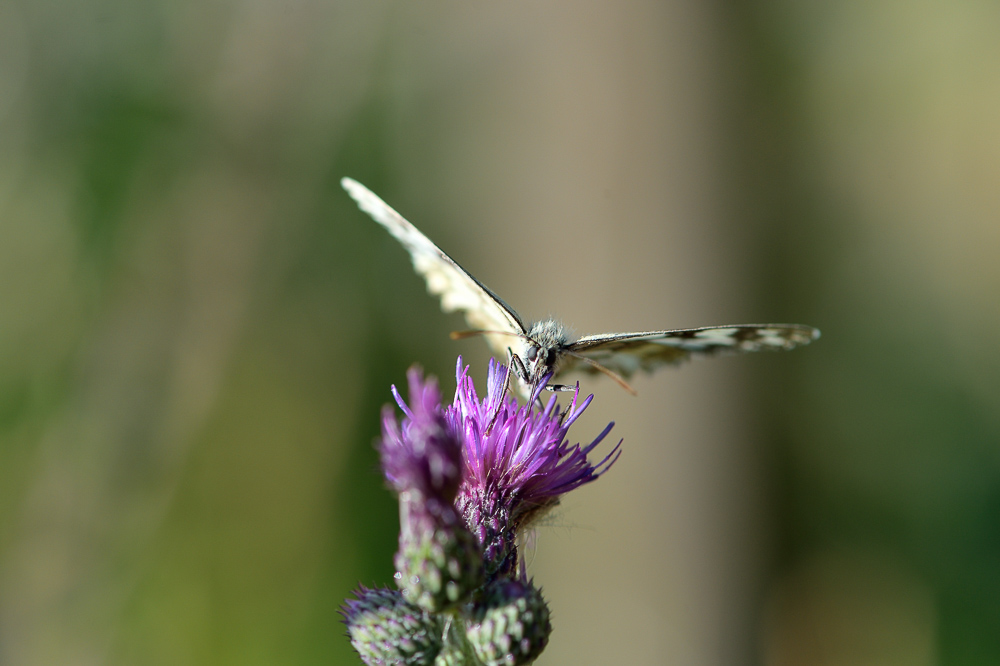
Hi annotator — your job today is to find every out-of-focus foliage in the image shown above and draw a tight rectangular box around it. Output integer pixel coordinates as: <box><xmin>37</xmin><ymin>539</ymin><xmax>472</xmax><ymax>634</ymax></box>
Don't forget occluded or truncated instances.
<box><xmin>0</xmin><ymin>1</ymin><xmax>997</xmax><ymax>665</ymax></box>
<box><xmin>733</xmin><ymin>3</ymin><xmax>1000</xmax><ymax>663</ymax></box>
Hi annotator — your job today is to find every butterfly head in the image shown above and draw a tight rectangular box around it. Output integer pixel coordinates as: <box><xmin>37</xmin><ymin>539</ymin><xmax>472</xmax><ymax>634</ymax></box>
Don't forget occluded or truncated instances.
<box><xmin>522</xmin><ymin>319</ymin><xmax>572</xmax><ymax>386</ymax></box>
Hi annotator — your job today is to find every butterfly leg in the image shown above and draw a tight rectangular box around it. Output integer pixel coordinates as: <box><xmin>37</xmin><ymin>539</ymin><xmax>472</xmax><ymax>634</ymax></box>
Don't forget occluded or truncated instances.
<box><xmin>508</xmin><ymin>348</ymin><xmax>548</xmax><ymax>406</ymax></box>
<box><xmin>508</xmin><ymin>348</ymin><xmax>531</xmax><ymax>385</ymax></box>
<box><xmin>543</xmin><ymin>383</ymin><xmax>577</xmax><ymax>392</ymax></box>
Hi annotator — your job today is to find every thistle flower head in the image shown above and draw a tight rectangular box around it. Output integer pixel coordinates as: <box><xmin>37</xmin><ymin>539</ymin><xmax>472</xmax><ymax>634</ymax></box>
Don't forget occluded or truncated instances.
<box><xmin>381</xmin><ymin>358</ymin><xmax>620</xmax><ymax>525</ymax></box>
<box><xmin>450</xmin><ymin>358</ymin><xmax>620</xmax><ymax>524</ymax></box>
<box><xmin>447</xmin><ymin>358</ymin><xmax>621</xmax><ymax>576</ymax></box>
<box><xmin>381</xmin><ymin>368</ymin><xmax>463</xmax><ymax>502</ymax></box>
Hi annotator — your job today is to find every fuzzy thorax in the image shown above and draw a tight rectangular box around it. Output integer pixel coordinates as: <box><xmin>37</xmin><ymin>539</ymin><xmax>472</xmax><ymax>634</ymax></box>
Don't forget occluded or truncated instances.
<box><xmin>523</xmin><ymin>318</ymin><xmax>573</xmax><ymax>384</ymax></box>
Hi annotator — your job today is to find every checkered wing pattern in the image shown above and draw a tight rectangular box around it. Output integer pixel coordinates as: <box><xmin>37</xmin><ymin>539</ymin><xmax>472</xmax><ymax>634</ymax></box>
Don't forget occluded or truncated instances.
<box><xmin>564</xmin><ymin>324</ymin><xmax>820</xmax><ymax>377</ymax></box>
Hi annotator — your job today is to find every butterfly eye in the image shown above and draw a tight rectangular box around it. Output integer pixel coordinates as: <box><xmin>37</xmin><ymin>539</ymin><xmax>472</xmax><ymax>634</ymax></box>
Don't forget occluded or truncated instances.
<box><xmin>525</xmin><ymin>345</ymin><xmax>538</xmax><ymax>361</ymax></box>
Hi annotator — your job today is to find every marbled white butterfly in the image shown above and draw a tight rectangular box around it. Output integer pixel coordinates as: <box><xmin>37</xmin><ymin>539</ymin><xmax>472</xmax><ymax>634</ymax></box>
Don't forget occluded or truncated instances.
<box><xmin>343</xmin><ymin>178</ymin><xmax>819</xmax><ymax>395</ymax></box>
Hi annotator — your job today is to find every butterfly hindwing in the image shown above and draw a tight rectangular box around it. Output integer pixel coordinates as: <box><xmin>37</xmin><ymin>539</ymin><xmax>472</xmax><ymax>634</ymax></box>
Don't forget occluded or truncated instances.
<box><xmin>563</xmin><ymin>324</ymin><xmax>820</xmax><ymax>377</ymax></box>
<box><xmin>342</xmin><ymin>178</ymin><xmax>527</xmax><ymax>356</ymax></box>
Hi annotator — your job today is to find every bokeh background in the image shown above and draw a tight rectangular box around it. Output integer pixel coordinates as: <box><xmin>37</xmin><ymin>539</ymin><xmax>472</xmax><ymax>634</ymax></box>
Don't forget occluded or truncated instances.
<box><xmin>1</xmin><ymin>1</ymin><xmax>998</xmax><ymax>664</ymax></box>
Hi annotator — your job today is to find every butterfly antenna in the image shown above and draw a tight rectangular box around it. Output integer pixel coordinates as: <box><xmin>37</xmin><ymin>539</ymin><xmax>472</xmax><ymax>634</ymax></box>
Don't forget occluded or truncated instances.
<box><xmin>562</xmin><ymin>350</ymin><xmax>638</xmax><ymax>396</ymax></box>
<box><xmin>450</xmin><ymin>329</ymin><xmax>528</xmax><ymax>341</ymax></box>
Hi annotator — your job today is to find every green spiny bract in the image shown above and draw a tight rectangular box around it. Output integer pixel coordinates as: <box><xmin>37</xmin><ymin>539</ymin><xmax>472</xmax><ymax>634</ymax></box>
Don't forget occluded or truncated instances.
<box><xmin>396</xmin><ymin>496</ymin><xmax>484</xmax><ymax>613</ymax></box>
<box><xmin>432</xmin><ymin>633</ymin><xmax>483</xmax><ymax>666</ymax></box>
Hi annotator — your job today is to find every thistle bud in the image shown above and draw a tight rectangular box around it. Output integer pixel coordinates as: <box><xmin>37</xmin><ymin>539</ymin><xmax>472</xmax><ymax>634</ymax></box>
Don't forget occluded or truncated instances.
<box><xmin>341</xmin><ymin>586</ymin><xmax>443</xmax><ymax>666</ymax></box>
<box><xmin>466</xmin><ymin>578</ymin><xmax>551</xmax><ymax>666</ymax></box>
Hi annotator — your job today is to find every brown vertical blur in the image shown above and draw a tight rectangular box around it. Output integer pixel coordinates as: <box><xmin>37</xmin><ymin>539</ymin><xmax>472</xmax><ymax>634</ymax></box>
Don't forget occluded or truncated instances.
<box><xmin>0</xmin><ymin>2</ymin><xmax>996</xmax><ymax>665</ymax></box>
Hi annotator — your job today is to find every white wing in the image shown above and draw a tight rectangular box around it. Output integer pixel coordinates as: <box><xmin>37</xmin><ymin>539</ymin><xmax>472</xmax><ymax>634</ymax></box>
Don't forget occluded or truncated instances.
<box><xmin>563</xmin><ymin>324</ymin><xmax>820</xmax><ymax>378</ymax></box>
<box><xmin>342</xmin><ymin>178</ymin><xmax>526</xmax><ymax>356</ymax></box>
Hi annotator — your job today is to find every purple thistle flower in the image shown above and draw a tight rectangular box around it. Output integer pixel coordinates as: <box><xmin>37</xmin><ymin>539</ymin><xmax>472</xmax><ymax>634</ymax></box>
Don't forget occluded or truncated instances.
<box><xmin>381</xmin><ymin>357</ymin><xmax>621</xmax><ymax>579</ymax></box>
<box><xmin>448</xmin><ymin>358</ymin><xmax>621</xmax><ymax>576</ymax></box>
<box><xmin>450</xmin><ymin>357</ymin><xmax>620</xmax><ymax>520</ymax></box>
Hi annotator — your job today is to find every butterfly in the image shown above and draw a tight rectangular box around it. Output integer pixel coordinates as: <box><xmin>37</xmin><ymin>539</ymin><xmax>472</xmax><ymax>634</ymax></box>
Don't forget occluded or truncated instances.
<box><xmin>342</xmin><ymin>177</ymin><xmax>819</xmax><ymax>395</ymax></box>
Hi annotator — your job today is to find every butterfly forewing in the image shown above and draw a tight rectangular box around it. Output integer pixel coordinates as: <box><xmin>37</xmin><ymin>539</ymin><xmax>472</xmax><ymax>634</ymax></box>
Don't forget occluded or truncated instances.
<box><xmin>341</xmin><ymin>178</ymin><xmax>527</xmax><ymax>356</ymax></box>
<box><xmin>564</xmin><ymin>324</ymin><xmax>820</xmax><ymax>377</ymax></box>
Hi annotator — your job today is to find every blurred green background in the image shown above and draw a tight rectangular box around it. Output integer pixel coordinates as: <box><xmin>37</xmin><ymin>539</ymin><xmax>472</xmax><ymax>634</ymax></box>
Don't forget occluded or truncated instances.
<box><xmin>1</xmin><ymin>1</ymin><xmax>998</xmax><ymax>664</ymax></box>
